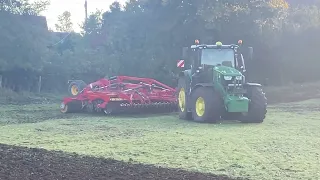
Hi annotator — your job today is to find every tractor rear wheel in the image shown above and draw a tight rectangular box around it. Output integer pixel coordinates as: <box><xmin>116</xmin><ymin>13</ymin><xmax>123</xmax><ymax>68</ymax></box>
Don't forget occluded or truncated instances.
<box><xmin>191</xmin><ymin>87</ymin><xmax>222</xmax><ymax>123</ymax></box>
<box><xmin>177</xmin><ymin>77</ymin><xmax>192</xmax><ymax>120</ymax></box>
<box><xmin>240</xmin><ymin>86</ymin><xmax>267</xmax><ymax>123</ymax></box>
<box><xmin>68</xmin><ymin>81</ymin><xmax>87</xmax><ymax>96</ymax></box>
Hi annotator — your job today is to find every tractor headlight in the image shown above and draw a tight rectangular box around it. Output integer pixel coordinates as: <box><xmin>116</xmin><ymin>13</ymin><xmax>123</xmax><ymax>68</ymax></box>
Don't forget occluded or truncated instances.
<box><xmin>224</xmin><ymin>76</ymin><xmax>232</xmax><ymax>80</ymax></box>
<box><xmin>235</xmin><ymin>76</ymin><xmax>242</xmax><ymax>80</ymax></box>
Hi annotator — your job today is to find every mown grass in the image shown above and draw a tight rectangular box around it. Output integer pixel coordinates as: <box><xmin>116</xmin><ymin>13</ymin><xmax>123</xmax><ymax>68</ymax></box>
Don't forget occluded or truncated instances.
<box><xmin>0</xmin><ymin>87</ymin><xmax>63</xmax><ymax>105</ymax></box>
<box><xmin>0</xmin><ymin>100</ymin><xmax>320</xmax><ymax>180</ymax></box>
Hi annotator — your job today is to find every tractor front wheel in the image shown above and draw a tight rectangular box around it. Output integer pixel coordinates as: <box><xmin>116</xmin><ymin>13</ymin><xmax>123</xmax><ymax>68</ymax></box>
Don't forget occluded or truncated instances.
<box><xmin>177</xmin><ymin>77</ymin><xmax>192</xmax><ymax>120</ymax></box>
<box><xmin>191</xmin><ymin>87</ymin><xmax>222</xmax><ymax>123</ymax></box>
<box><xmin>240</xmin><ymin>86</ymin><xmax>267</xmax><ymax>123</ymax></box>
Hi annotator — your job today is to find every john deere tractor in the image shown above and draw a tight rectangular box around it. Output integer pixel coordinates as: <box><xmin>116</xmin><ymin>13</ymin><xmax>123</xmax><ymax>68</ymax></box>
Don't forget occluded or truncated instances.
<box><xmin>177</xmin><ymin>40</ymin><xmax>267</xmax><ymax>123</ymax></box>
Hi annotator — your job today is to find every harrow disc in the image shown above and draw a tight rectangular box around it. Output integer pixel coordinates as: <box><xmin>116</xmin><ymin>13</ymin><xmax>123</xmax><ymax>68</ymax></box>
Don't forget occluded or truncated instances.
<box><xmin>102</xmin><ymin>101</ymin><xmax>177</xmax><ymax>115</ymax></box>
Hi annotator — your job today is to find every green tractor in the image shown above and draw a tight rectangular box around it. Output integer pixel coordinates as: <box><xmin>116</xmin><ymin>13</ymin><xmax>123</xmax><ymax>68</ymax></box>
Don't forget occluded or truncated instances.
<box><xmin>177</xmin><ymin>40</ymin><xmax>267</xmax><ymax>123</ymax></box>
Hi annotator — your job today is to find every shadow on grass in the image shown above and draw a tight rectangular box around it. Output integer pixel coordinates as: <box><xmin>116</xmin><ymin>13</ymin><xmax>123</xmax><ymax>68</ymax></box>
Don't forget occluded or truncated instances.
<box><xmin>68</xmin><ymin>110</ymin><xmax>179</xmax><ymax>119</ymax></box>
<box><xmin>0</xmin><ymin>143</ymin><xmax>245</xmax><ymax>180</ymax></box>
<box><xmin>69</xmin><ymin>111</ymin><xmax>262</xmax><ymax>127</ymax></box>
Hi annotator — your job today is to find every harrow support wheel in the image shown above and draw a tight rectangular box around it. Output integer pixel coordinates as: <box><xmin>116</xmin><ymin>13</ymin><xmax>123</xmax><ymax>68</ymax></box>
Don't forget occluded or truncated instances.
<box><xmin>60</xmin><ymin>103</ymin><xmax>70</xmax><ymax>113</ymax></box>
<box><xmin>191</xmin><ymin>87</ymin><xmax>222</xmax><ymax>123</ymax></box>
<box><xmin>177</xmin><ymin>77</ymin><xmax>192</xmax><ymax>120</ymax></box>
<box><xmin>60</xmin><ymin>101</ymin><xmax>82</xmax><ymax>113</ymax></box>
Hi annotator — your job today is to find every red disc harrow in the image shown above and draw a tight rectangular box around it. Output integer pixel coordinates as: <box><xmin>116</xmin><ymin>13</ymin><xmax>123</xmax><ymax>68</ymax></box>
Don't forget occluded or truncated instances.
<box><xmin>60</xmin><ymin>76</ymin><xmax>178</xmax><ymax>115</ymax></box>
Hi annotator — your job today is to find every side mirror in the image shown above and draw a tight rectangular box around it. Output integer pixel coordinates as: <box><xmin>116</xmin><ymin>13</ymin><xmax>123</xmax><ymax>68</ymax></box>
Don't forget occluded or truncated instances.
<box><xmin>248</xmin><ymin>47</ymin><xmax>253</xmax><ymax>60</ymax></box>
<box><xmin>182</xmin><ymin>47</ymin><xmax>188</xmax><ymax>60</ymax></box>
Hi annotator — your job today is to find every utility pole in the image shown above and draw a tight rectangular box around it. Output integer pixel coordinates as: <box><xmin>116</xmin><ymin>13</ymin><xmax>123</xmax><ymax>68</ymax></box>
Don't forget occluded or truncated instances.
<box><xmin>84</xmin><ymin>0</ymin><xmax>88</xmax><ymax>24</ymax></box>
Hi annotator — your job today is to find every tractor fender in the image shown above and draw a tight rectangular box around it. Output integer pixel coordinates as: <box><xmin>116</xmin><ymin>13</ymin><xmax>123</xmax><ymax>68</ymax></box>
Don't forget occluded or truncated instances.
<box><xmin>178</xmin><ymin>70</ymin><xmax>192</xmax><ymax>95</ymax></box>
<box><xmin>190</xmin><ymin>83</ymin><xmax>214</xmax><ymax>95</ymax></box>
<box><xmin>68</xmin><ymin>80</ymin><xmax>86</xmax><ymax>85</ymax></box>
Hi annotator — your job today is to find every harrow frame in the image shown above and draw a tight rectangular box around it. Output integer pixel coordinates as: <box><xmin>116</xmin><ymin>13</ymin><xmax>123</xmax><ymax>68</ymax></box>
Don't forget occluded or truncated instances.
<box><xmin>60</xmin><ymin>76</ymin><xmax>178</xmax><ymax>114</ymax></box>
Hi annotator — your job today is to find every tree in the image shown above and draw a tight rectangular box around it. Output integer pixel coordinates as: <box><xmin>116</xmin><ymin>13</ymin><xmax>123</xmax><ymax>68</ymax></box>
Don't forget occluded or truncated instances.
<box><xmin>0</xmin><ymin>0</ymin><xmax>50</xmax><ymax>15</ymax></box>
<box><xmin>55</xmin><ymin>11</ymin><xmax>73</xmax><ymax>32</ymax></box>
<box><xmin>1</xmin><ymin>0</ymin><xmax>320</xmax><ymax>92</ymax></box>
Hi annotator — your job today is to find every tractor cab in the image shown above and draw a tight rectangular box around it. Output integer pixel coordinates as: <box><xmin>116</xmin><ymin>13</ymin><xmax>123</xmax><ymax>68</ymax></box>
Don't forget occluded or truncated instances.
<box><xmin>183</xmin><ymin>40</ymin><xmax>252</xmax><ymax>78</ymax></box>
<box><xmin>181</xmin><ymin>40</ymin><xmax>253</xmax><ymax>92</ymax></box>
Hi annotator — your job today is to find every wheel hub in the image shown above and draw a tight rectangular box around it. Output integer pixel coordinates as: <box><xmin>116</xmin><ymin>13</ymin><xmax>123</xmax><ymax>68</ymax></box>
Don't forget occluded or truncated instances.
<box><xmin>178</xmin><ymin>88</ymin><xmax>185</xmax><ymax>112</ymax></box>
<box><xmin>60</xmin><ymin>103</ymin><xmax>65</xmax><ymax>109</ymax></box>
<box><xmin>60</xmin><ymin>103</ymin><xmax>68</xmax><ymax>113</ymax></box>
<box><xmin>71</xmin><ymin>85</ymin><xmax>79</xmax><ymax>95</ymax></box>
<box><xmin>195</xmin><ymin>97</ymin><xmax>205</xmax><ymax>117</ymax></box>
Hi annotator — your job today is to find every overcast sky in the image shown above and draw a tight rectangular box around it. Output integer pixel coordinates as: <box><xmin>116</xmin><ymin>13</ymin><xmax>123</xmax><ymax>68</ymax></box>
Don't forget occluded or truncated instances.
<box><xmin>36</xmin><ymin>0</ymin><xmax>127</xmax><ymax>31</ymax></box>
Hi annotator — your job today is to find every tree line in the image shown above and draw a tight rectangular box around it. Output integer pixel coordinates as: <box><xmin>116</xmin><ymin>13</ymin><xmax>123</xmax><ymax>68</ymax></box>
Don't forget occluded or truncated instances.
<box><xmin>0</xmin><ymin>0</ymin><xmax>320</xmax><ymax>93</ymax></box>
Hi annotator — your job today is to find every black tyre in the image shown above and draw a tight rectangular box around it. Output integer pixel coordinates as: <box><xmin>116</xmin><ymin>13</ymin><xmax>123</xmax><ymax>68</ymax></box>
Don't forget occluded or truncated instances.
<box><xmin>222</xmin><ymin>112</ymin><xmax>242</xmax><ymax>121</ymax></box>
<box><xmin>191</xmin><ymin>87</ymin><xmax>222</xmax><ymax>123</ymax></box>
<box><xmin>68</xmin><ymin>80</ymin><xmax>87</xmax><ymax>96</ymax></box>
<box><xmin>240</xmin><ymin>86</ymin><xmax>267</xmax><ymax>123</ymax></box>
<box><xmin>177</xmin><ymin>77</ymin><xmax>192</xmax><ymax>120</ymax></box>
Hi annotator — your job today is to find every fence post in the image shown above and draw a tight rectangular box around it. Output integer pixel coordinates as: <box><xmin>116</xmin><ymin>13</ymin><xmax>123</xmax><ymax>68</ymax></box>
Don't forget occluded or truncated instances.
<box><xmin>38</xmin><ymin>76</ymin><xmax>42</xmax><ymax>93</ymax></box>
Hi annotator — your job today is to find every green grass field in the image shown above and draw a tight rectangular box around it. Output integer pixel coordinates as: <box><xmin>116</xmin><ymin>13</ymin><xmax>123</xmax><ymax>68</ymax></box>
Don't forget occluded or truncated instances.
<box><xmin>0</xmin><ymin>100</ymin><xmax>320</xmax><ymax>180</ymax></box>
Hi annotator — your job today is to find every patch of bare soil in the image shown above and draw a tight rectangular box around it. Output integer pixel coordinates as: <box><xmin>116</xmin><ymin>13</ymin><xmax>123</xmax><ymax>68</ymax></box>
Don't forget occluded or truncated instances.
<box><xmin>0</xmin><ymin>144</ymin><xmax>245</xmax><ymax>180</ymax></box>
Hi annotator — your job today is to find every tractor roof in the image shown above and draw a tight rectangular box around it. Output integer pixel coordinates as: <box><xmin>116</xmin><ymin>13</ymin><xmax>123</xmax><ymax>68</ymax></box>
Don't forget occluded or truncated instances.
<box><xmin>191</xmin><ymin>44</ymin><xmax>239</xmax><ymax>49</ymax></box>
